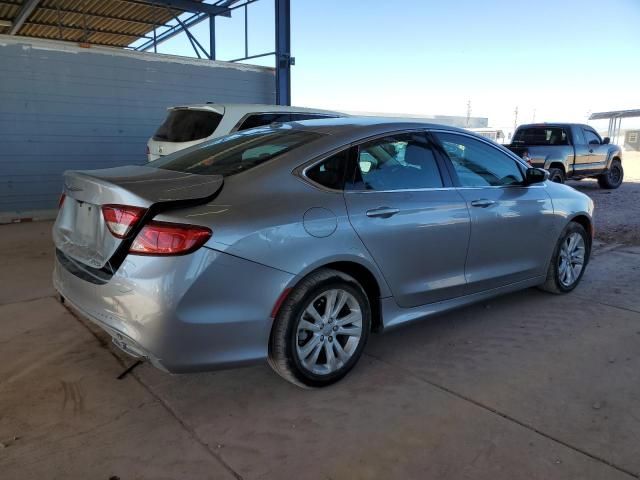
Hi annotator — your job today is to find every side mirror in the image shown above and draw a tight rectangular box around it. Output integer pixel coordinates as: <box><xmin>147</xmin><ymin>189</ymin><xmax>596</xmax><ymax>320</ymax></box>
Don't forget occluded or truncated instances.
<box><xmin>524</xmin><ymin>167</ymin><xmax>549</xmax><ymax>185</ymax></box>
<box><xmin>603</xmin><ymin>137</ymin><xmax>610</xmax><ymax>144</ymax></box>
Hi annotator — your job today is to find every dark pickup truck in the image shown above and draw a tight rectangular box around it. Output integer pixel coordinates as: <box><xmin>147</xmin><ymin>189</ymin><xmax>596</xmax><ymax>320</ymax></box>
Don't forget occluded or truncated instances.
<box><xmin>507</xmin><ymin>123</ymin><xmax>624</xmax><ymax>189</ymax></box>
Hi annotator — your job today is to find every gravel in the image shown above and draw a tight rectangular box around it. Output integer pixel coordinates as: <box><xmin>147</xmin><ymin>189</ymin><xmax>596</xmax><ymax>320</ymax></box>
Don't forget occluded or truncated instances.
<box><xmin>568</xmin><ymin>151</ymin><xmax>640</xmax><ymax>246</ymax></box>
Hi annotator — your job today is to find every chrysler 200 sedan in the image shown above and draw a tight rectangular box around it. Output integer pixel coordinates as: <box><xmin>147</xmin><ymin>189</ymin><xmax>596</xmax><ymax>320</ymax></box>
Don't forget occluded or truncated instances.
<box><xmin>53</xmin><ymin>118</ymin><xmax>593</xmax><ymax>387</ymax></box>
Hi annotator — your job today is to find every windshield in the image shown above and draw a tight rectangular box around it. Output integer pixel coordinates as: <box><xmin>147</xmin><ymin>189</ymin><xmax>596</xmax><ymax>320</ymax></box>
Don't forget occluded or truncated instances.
<box><xmin>149</xmin><ymin>127</ymin><xmax>322</xmax><ymax>177</ymax></box>
<box><xmin>512</xmin><ymin>127</ymin><xmax>569</xmax><ymax>146</ymax></box>
<box><xmin>153</xmin><ymin>109</ymin><xmax>223</xmax><ymax>143</ymax></box>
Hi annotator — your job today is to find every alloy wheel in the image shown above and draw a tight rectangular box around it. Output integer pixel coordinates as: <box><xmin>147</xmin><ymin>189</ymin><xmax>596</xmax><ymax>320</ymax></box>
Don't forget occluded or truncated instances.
<box><xmin>295</xmin><ymin>289</ymin><xmax>363</xmax><ymax>375</ymax></box>
<box><xmin>609</xmin><ymin>165</ymin><xmax>622</xmax><ymax>185</ymax></box>
<box><xmin>557</xmin><ymin>232</ymin><xmax>585</xmax><ymax>287</ymax></box>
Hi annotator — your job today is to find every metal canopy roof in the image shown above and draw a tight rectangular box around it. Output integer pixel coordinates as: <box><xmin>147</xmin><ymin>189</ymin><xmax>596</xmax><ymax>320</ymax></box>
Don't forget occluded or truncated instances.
<box><xmin>0</xmin><ymin>0</ymin><xmax>292</xmax><ymax>105</ymax></box>
<box><xmin>0</xmin><ymin>0</ymin><xmax>236</xmax><ymax>48</ymax></box>
<box><xmin>589</xmin><ymin>109</ymin><xmax>640</xmax><ymax>120</ymax></box>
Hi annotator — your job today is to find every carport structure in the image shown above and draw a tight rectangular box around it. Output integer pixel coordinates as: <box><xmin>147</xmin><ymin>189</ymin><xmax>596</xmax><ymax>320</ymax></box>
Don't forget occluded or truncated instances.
<box><xmin>0</xmin><ymin>0</ymin><xmax>292</xmax><ymax>104</ymax></box>
<box><xmin>589</xmin><ymin>109</ymin><xmax>640</xmax><ymax>144</ymax></box>
<box><xmin>0</xmin><ymin>0</ymin><xmax>293</xmax><ymax>221</ymax></box>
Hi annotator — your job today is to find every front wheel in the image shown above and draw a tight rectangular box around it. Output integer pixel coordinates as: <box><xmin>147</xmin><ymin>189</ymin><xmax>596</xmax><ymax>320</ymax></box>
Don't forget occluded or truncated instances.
<box><xmin>268</xmin><ymin>269</ymin><xmax>371</xmax><ymax>388</ymax></box>
<box><xmin>597</xmin><ymin>159</ymin><xmax>623</xmax><ymax>189</ymax></box>
<box><xmin>538</xmin><ymin>222</ymin><xmax>590</xmax><ymax>294</ymax></box>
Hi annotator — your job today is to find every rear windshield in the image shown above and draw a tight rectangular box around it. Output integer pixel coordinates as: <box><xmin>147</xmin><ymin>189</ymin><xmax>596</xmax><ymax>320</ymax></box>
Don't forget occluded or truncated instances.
<box><xmin>149</xmin><ymin>127</ymin><xmax>322</xmax><ymax>177</ymax></box>
<box><xmin>512</xmin><ymin>127</ymin><xmax>569</xmax><ymax>146</ymax></box>
<box><xmin>153</xmin><ymin>109</ymin><xmax>223</xmax><ymax>142</ymax></box>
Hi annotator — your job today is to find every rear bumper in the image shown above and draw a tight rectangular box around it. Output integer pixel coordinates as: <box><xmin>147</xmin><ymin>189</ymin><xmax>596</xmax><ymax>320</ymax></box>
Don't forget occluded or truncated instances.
<box><xmin>54</xmin><ymin>247</ymin><xmax>294</xmax><ymax>373</ymax></box>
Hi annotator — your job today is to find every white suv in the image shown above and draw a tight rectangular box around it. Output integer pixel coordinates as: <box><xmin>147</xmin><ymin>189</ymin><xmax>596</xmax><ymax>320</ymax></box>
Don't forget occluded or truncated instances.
<box><xmin>147</xmin><ymin>103</ymin><xmax>344</xmax><ymax>161</ymax></box>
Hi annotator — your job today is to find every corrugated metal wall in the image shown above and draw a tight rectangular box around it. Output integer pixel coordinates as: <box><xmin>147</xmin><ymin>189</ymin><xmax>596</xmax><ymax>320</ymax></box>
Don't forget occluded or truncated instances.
<box><xmin>0</xmin><ymin>36</ymin><xmax>275</xmax><ymax>221</ymax></box>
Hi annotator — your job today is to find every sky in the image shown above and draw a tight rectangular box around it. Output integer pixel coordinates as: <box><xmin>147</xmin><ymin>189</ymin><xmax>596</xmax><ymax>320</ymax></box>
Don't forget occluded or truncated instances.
<box><xmin>141</xmin><ymin>0</ymin><xmax>640</xmax><ymax>131</ymax></box>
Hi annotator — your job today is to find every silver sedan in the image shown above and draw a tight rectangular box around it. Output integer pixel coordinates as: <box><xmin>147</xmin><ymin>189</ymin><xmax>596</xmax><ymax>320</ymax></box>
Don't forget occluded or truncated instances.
<box><xmin>53</xmin><ymin>118</ymin><xmax>593</xmax><ymax>387</ymax></box>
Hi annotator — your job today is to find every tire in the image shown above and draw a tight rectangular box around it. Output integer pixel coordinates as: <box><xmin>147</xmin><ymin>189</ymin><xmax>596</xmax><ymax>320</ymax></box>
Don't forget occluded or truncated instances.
<box><xmin>548</xmin><ymin>167</ymin><xmax>565</xmax><ymax>184</ymax></box>
<box><xmin>597</xmin><ymin>159</ymin><xmax>623</xmax><ymax>189</ymax></box>
<box><xmin>538</xmin><ymin>222</ymin><xmax>590</xmax><ymax>294</ymax></box>
<box><xmin>268</xmin><ymin>268</ymin><xmax>371</xmax><ymax>388</ymax></box>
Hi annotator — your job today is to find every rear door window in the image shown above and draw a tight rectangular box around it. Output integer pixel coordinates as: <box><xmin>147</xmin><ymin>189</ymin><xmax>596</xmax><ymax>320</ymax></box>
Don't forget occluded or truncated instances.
<box><xmin>350</xmin><ymin>132</ymin><xmax>444</xmax><ymax>191</ymax></box>
<box><xmin>153</xmin><ymin>109</ymin><xmax>222</xmax><ymax>142</ymax></box>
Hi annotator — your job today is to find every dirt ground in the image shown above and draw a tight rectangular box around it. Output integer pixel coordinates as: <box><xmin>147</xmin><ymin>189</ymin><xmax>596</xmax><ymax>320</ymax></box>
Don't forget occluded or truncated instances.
<box><xmin>1</xmin><ymin>159</ymin><xmax>640</xmax><ymax>479</ymax></box>
<box><xmin>569</xmin><ymin>151</ymin><xmax>640</xmax><ymax>245</ymax></box>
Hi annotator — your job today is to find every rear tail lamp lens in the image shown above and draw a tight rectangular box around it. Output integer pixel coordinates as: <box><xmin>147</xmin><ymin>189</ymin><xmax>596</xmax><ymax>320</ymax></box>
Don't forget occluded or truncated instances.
<box><xmin>102</xmin><ymin>205</ymin><xmax>146</xmax><ymax>238</ymax></box>
<box><xmin>58</xmin><ymin>193</ymin><xmax>66</xmax><ymax>209</ymax></box>
<box><xmin>130</xmin><ymin>221</ymin><xmax>212</xmax><ymax>256</ymax></box>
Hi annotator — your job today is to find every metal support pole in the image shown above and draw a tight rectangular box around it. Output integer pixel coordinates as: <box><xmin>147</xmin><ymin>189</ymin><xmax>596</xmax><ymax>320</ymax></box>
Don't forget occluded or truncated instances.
<box><xmin>173</xmin><ymin>14</ymin><xmax>209</xmax><ymax>58</ymax></box>
<box><xmin>275</xmin><ymin>0</ymin><xmax>291</xmax><ymax>105</ymax></box>
<box><xmin>153</xmin><ymin>24</ymin><xmax>157</xmax><ymax>53</ymax></box>
<box><xmin>209</xmin><ymin>14</ymin><xmax>215</xmax><ymax>60</ymax></box>
<box><xmin>244</xmin><ymin>4</ymin><xmax>248</xmax><ymax>59</ymax></box>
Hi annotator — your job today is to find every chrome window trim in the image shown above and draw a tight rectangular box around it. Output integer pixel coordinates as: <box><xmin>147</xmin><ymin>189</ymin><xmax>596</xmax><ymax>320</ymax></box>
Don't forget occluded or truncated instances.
<box><xmin>294</xmin><ymin>128</ymin><xmax>547</xmax><ymax>194</ymax></box>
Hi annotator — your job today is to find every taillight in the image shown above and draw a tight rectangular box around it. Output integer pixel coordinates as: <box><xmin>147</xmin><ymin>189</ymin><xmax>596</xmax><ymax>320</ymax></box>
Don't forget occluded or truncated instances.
<box><xmin>130</xmin><ymin>221</ymin><xmax>212</xmax><ymax>256</ymax></box>
<box><xmin>58</xmin><ymin>193</ymin><xmax>66</xmax><ymax>209</ymax></box>
<box><xmin>102</xmin><ymin>204</ymin><xmax>146</xmax><ymax>238</ymax></box>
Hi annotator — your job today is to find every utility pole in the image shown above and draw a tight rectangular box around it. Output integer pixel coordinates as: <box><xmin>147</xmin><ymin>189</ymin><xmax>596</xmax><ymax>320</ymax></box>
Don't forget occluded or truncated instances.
<box><xmin>513</xmin><ymin>106</ymin><xmax>519</xmax><ymax>131</ymax></box>
<box><xmin>465</xmin><ymin>99</ymin><xmax>472</xmax><ymax>127</ymax></box>
<box><xmin>532</xmin><ymin>108</ymin><xmax>536</xmax><ymax>123</ymax></box>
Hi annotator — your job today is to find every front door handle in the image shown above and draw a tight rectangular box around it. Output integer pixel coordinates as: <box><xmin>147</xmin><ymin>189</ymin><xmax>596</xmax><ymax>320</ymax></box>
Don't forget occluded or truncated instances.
<box><xmin>366</xmin><ymin>207</ymin><xmax>400</xmax><ymax>218</ymax></box>
<box><xmin>470</xmin><ymin>199</ymin><xmax>496</xmax><ymax>208</ymax></box>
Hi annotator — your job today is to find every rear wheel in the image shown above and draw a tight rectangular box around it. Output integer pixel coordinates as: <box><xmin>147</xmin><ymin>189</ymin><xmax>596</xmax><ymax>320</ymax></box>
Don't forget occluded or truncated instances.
<box><xmin>548</xmin><ymin>167</ymin><xmax>565</xmax><ymax>184</ymax></box>
<box><xmin>538</xmin><ymin>222</ymin><xmax>589</xmax><ymax>294</ymax></box>
<box><xmin>268</xmin><ymin>269</ymin><xmax>371</xmax><ymax>388</ymax></box>
<box><xmin>597</xmin><ymin>159</ymin><xmax>623</xmax><ymax>189</ymax></box>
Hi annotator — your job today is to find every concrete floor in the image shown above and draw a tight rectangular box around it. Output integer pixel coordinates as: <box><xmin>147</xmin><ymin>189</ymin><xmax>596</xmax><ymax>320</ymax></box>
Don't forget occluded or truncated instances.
<box><xmin>1</xmin><ymin>220</ymin><xmax>640</xmax><ymax>480</ymax></box>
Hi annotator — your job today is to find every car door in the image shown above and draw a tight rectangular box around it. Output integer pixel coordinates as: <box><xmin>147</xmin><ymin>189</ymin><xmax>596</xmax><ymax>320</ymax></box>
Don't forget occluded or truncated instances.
<box><xmin>343</xmin><ymin>131</ymin><xmax>471</xmax><ymax>308</ymax></box>
<box><xmin>431</xmin><ymin>131</ymin><xmax>556</xmax><ymax>294</ymax></box>
<box><xmin>582</xmin><ymin>127</ymin><xmax>608</xmax><ymax>173</ymax></box>
<box><xmin>570</xmin><ymin>126</ymin><xmax>591</xmax><ymax>175</ymax></box>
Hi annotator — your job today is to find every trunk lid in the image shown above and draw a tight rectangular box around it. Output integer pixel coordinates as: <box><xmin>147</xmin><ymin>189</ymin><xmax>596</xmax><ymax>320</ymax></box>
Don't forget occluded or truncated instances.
<box><xmin>53</xmin><ymin>165</ymin><xmax>223</xmax><ymax>269</ymax></box>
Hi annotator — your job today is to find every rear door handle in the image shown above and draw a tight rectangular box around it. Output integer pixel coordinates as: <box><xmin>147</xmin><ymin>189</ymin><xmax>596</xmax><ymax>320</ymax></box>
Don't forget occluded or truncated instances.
<box><xmin>366</xmin><ymin>207</ymin><xmax>400</xmax><ymax>218</ymax></box>
<box><xmin>470</xmin><ymin>199</ymin><xmax>496</xmax><ymax>208</ymax></box>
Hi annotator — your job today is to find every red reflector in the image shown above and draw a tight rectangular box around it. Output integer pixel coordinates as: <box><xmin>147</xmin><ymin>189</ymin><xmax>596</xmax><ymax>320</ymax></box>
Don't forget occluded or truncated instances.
<box><xmin>271</xmin><ymin>288</ymin><xmax>292</xmax><ymax>318</ymax></box>
<box><xmin>102</xmin><ymin>204</ymin><xmax>146</xmax><ymax>238</ymax></box>
<box><xmin>58</xmin><ymin>193</ymin><xmax>66</xmax><ymax>209</ymax></box>
<box><xmin>129</xmin><ymin>221</ymin><xmax>212</xmax><ymax>256</ymax></box>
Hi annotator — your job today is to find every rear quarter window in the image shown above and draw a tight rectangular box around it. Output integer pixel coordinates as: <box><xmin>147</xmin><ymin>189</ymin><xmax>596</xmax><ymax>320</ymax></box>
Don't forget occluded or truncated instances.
<box><xmin>153</xmin><ymin>109</ymin><xmax>222</xmax><ymax>142</ymax></box>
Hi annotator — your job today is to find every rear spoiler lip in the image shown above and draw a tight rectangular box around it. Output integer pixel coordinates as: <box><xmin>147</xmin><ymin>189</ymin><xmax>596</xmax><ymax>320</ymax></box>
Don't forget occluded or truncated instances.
<box><xmin>57</xmin><ymin>180</ymin><xmax>224</xmax><ymax>285</ymax></box>
<box><xmin>168</xmin><ymin>104</ymin><xmax>226</xmax><ymax>115</ymax></box>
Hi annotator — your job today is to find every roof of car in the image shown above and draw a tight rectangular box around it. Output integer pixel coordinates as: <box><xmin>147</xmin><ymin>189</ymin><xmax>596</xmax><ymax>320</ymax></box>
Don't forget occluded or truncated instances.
<box><xmin>283</xmin><ymin>116</ymin><xmax>471</xmax><ymax>136</ymax></box>
<box><xmin>516</xmin><ymin>123</ymin><xmax>592</xmax><ymax>129</ymax></box>
<box><xmin>168</xmin><ymin>103</ymin><xmax>344</xmax><ymax>116</ymax></box>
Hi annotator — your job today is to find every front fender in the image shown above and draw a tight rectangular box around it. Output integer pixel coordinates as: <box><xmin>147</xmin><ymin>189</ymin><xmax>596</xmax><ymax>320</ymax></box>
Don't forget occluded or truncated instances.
<box><xmin>605</xmin><ymin>146</ymin><xmax>623</xmax><ymax>169</ymax></box>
